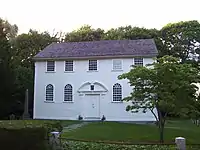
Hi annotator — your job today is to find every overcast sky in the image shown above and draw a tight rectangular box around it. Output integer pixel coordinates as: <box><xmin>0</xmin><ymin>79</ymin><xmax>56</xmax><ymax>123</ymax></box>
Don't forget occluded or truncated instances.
<box><xmin>1</xmin><ymin>0</ymin><xmax>199</xmax><ymax>34</ymax></box>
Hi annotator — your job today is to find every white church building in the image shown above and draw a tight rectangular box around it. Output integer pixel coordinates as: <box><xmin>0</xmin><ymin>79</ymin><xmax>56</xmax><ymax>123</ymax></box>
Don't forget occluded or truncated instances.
<box><xmin>33</xmin><ymin>39</ymin><xmax>158</xmax><ymax>121</ymax></box>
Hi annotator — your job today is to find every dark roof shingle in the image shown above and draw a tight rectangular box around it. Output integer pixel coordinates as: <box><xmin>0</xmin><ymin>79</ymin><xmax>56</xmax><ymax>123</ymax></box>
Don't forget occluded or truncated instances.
<box><xmin>33</xmin><ymin>39</ymin><xmax>158</xmax><ymax>60</ymax></box>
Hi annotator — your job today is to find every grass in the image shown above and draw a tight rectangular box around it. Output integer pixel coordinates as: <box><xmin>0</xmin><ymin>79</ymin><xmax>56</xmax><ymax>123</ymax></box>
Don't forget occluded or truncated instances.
<box><xmin>62</xmin><ymin>120</ymin><xmax>200</xmax><ymax>144</ymax></box>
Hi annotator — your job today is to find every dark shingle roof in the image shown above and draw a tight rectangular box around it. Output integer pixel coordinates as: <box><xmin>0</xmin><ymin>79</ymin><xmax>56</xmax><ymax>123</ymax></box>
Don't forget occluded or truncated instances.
<box><xmin>33</xmin><ymin>39</ymin><xmax>158</xmax><ymax>60</ymax></box>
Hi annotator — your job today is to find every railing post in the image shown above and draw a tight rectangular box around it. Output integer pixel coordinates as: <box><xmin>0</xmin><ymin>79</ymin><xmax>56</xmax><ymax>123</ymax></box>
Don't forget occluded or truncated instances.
<box><xmin>175</xmin><ymin>137</ymin><xmax>186</xmax><ymax>150</ymax></box>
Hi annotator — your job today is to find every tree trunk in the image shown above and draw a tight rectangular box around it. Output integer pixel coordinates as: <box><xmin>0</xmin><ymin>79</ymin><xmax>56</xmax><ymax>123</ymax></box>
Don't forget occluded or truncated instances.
<box><xmin>159</xmin><ymin>124</ymin><xmax>164</xmax><ymax>143</ymax></box>
<box><xmin>157</xmin><ymin>107</ymin><xmax>166</xmax><ymax>143</ymax></box>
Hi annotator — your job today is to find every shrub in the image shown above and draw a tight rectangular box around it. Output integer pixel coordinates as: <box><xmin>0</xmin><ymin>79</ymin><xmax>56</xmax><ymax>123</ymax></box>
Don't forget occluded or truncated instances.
<box><xmin>0</xmin><ymin>127</ymin><xmax>49</xmax><ymax>150</ymax></box>
<box><xmin>62</xmin><ymin>141</ymin><xmax>200</xmax><ymax>150</ymax></box>
<box><xmin>0</xmin><ymin>120</ymin><xmax>63</xmax><ymax>150</ymax></box>
<box><xmin>62</xmin><ymin>141</ymin><xmax>176</xmax><ymax>150</ymax></box>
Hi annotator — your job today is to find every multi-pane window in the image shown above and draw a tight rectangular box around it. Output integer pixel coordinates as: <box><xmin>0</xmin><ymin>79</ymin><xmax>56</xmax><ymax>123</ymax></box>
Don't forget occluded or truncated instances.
<box><xmin>134</xmin><ymin>58</ymin><xmax>143</xmax><ymax>66</ymax></box>
<box><xmin>89</xmin><ymin>60</ymin><xmax>97</xmax><ymax>71</ymax></box>
<box><xmin>64</xmin><ymin>84</ymin><xmax>73</xmax><ymax>101</ymax></box>
<box><xmin>113</xmin><ymin>83</ymin><xmax>122</xmax><ymax>102</ymax></box>
<box><xmin>113</xmin><ymin>59</ymin><xmax>122</xmax><ymax>70</ymax></box>
<box><xmin>46</xmin><ymin>84</ymin><xmax>54</xmax><ymax>101</ymax></box>
<box><xmin>47</xmin><ymin>61</ymin><xmax>55</xmax><ymax>72</ymax></box>
<box><xmin>65</xmin><ymin>60</ymin><xmax>73</xmax><ymax>71</ymax></box>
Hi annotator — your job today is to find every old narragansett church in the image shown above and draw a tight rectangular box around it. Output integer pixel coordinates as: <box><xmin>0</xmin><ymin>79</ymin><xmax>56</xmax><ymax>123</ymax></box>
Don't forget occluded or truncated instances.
<box><xmin>33</xmin><ymin>39</ymin><xmax>158</xmax><ymax>122</ymax></box>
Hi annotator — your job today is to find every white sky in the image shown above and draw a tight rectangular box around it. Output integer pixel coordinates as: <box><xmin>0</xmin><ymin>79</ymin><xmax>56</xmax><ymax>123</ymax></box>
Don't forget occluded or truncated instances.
<box><xmin>1</xmin><ymin>0</ymin><xmax>200</xmax><ymax>34</ymax></box>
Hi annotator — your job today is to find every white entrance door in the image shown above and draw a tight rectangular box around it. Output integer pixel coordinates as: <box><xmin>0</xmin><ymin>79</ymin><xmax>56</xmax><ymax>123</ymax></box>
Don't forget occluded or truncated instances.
<box><xmin>84</xmin><ymin>94</ymin><xmax>100</xmax><ymax>118</ymax></box>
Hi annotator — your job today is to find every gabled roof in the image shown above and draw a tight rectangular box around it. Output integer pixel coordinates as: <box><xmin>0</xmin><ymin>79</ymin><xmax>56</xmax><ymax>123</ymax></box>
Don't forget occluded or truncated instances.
<box><xmin>33</xmin><ymin>39</ymin><xmax>158</xmax><ymax>60</ymax></box>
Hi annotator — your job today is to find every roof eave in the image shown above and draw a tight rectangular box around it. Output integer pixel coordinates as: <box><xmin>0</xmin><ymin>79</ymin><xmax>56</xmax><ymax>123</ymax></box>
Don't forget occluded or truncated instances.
<box><xmin>32</xmin><ymin>54</ymin><xmax>158</xmax><ymax>61</ymax></box>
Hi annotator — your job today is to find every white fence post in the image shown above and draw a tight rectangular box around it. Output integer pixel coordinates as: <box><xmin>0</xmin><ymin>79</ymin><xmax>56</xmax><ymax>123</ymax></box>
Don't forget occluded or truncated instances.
<box><xmin>175</xmin><ymin>137</ymin><xmax>186</xmax><ymax>150</ymax></box>
<box><xmin>49</xmin><ymin>131</ymin><xmax>61</xmax><ymax>150</ymax></box>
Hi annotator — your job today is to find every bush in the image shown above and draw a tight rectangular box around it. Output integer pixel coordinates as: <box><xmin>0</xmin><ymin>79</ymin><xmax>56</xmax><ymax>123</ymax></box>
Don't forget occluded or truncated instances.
<box><xmin>62</xmin><ymin>141</ymin><xmax>200</xmax><ymax>150</ymax></box>
<box><xmin>0</xmin><ymin>127</ymin><xmax>49</xmax><ymax>150</ymax></box>
<box><xmin>0</xmin><ymin>120</ymin><xmax>63</xmax><ymax>150</ymax></box>
<box><xmin>63</xmin><ymin>141</ymin><xmax>176</xmax><ymax>150</ymax></box>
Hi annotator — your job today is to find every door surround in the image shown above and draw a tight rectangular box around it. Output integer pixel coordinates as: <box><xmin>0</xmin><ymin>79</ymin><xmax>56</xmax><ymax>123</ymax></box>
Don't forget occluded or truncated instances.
<box><xmin>84</xmin><ymin>93</ymin><xmax>101</xmax><ymax>119</ymax></box>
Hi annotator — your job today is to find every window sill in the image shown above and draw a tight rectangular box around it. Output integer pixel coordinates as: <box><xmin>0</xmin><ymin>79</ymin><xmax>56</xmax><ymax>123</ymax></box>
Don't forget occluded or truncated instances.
<box><xmin>63</xmin><ymin>101</ymin><xmax>74</xmax><ymax>103</ymax></box>
<box><xmin>44</xmin><ymin>101</ymin><xmax>55</xmax><ymax>103</ymax></box>
<box><xmin>111</xmin><ymin>69</ymin><xmax>123</xmax><ymax>72</ymax></box>
<box><xmin>111</xmin><ymin>101</ymin><xmax>123</xmax><ymax>103</ymax></box>
<box><xmin>64</xmin><ymin>71</ymin><xmax>74</xmax><ymax>73</ymax></box>
<box><xmin>87</xmin><ymin>70</ymin><xmax>98</xmax><ymax>72</ymax></box>
<box><xmin>45</xmin><ymin>71</ymin><xmax>56</xmax><ymax>73</ymax></box>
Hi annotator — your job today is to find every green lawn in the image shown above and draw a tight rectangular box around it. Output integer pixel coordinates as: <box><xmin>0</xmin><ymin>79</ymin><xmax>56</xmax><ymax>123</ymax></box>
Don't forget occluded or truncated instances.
<box><xmin>62</xmin><ymin>120</ymin><xmax>200</xmax><ymax>144</ymax></box>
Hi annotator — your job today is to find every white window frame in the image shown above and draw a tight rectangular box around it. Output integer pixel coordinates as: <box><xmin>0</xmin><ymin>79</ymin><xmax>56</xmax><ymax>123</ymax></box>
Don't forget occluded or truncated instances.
<box><xmin>134</xmin><ymin>58</ymin><xmax>143</xmax><ymax>66</ymax></box>
<box><xmin>45</xmin><ymin>84</ymin><xmax>54</xmax><ymax>102</ymax></box>
<box><xmin>88</xmin><ymin>60</ymin><xmax>98</xmax><ymax>71</ymax></box>
<box><xmin>64</xmin><ymin>60</ymin><xmax>74</xmax><ymax>72</ymax></box>
<box><xmin>112</xmin><ymin>59</ymin><xmax>123</xmax><ymax>71</ymax></box>
<box><xmin>46</xmin><ymin>61</ymin><xmax>56</xmax><ymax>72</ymax></box>
<box><xmin>63</xmin><ymin>84</ymin><xmax>73</xmax><ymax>102</ymax></box>
<box><xmin>112</xmin><ymin>83</ymin><xmax>123</xmax><ymax>102</ymax></box>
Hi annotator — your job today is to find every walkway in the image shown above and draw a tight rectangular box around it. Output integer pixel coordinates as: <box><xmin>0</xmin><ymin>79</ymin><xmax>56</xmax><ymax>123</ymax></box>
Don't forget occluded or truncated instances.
<box><xmin>62</xmin><ymin>122</ymin><xmax>90</xmax><ymax>132</ymax></box>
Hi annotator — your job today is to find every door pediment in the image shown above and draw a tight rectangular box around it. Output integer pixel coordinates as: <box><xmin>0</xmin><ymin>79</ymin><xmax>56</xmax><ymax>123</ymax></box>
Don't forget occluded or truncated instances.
<box><xmin>77</xmin><ymin>81</ymin><xmax>108</xmax><ymax>93</ymax></box>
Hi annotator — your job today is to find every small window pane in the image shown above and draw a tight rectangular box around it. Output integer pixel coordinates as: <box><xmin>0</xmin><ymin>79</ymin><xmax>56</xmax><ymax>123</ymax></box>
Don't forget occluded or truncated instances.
<box><xmin>113</xmin><ymin>83</ymin><xmax>122</xmax><ymax>101</ymax></box>
<box><xmin>47</xmin><ymin>61</ymin><xmax>55</xmax><ymax>71</ymax></box>
<box><xmin>113</xmin><ymin>60</ymin><xmax>122</xmax><ymax>70</ymax></box>
<box><xmin>134</xmin><ymin>58</ymin><xmax>143</xmax><ymax>66</ymax></box>
<box><xmin>90</xmin><ymin>85</ymin><xmax>94</xmax><ymax>90</ymax></box>
<box><xmin>64</xmin><ymin>84</ymin><xmax>73</xmax><ymax>101</ymax></box>
<box><xmin>89</xmin><ymin>60</ymin><xmax>97</xmax><ymax>71</ymax></box>
<box><xmin>65</xmin><ymin>60</ymin><xmax>73</xmax><ymax>71</ymax></box>
<box><xmin>46</xmin><ymin>84</ymin><xmax>53</xmax><ymax>101</ymax></box>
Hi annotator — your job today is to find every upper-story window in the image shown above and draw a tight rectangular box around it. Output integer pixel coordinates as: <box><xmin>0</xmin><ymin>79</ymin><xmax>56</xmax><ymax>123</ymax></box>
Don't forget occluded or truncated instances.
<box><xmin>47</xmin><ymin>61</ymin><xmax>55</xmax><ymax>72</ymax></box>
<box><xmin>113</xmin><ymin>59</ymin><xmax>122</xmax><ymax>70</ymax></box>
<box><xmin>89</xmin><ymin>60</ymin><xmax>97</xmax><ymax>71</ymax></box>
<box><xmin>65</xmin><ymin>60</ymin><xmax>73</xmax><ymax>71</ymax></box>
<box><xmin>134</xmin><ymin>58</ymin><xmax>143</xmax><ymax>66</ymax></box>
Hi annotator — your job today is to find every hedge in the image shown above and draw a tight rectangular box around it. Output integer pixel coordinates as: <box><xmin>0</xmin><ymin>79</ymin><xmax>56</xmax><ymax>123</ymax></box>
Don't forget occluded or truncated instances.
<box><xmin>63</xmin><ymin>141</ymin><xmax>200</xmax><ymax>150</ymax></box>
<box><xmin>0</xmin><ymin>120</ymin><xmax>63</xmax><ymax>150</ymax></box>
<box><xmin>0</xmin><ymin>127</ymin><xmax>49</xmax><ymax>150</ymax></box>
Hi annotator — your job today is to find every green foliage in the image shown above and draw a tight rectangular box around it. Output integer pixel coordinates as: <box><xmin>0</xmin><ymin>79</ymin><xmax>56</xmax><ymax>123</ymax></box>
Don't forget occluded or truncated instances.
<box><xmin>0</xmin><ymin>127</ymin><xmax>49</xmax><ymax>150</ymax></box>
<box><xmin>0</xmin><ymin>19</ymin><xmax>16</xmax><ymax>118</ymax></box>
<box><xmin>0</xmin><ymin>120</ymin><xmax>63</xmax><ymax>131</ymax></box>
<box><xmin>0</xmin><ymin>120</ymin><xmax>63</xmax><ymax>150</ymax></box>
<box><xmin>11</xmin><ymin>29</ymin><xmax>58</xmax><ymax>67</ymax></box>
<box><xmin>65</xmin><ymin>25</ymin><xmax>104</xmax><ymax>42</ymax></box>
<box><xmin>62</xmin><ymin>141</ymin><xmax>198</xmax><ymax>150</ymax></box>
<box><xmin>0</xmin><ymin>18</ymin><xmax>18</xmax><ymax>39</ymax></box>
<box><xmin>160</xmin><ymin>20</ymin><xmax>200</xmax><ymax>62</ymax></box>
<box><xmin>118</xmin><ymin>55</ymin><xmax>200</xmax><ymax>142</ymax></box>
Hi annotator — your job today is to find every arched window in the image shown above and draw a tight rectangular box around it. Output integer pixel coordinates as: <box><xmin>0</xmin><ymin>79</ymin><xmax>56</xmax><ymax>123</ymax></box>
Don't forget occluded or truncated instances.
<box><xmin>46</xmin><ymin>84</ymin><xmax>54</xmax><ymax>101</ymax></box>
<box><xmin>64</xmin><ymin>84</ymin><xmax>73</xmax><ymax>101</ymax></box>
<box><xmin>113</xmin><ymin>83</ymin><xmax>122</xmax><ymax>101</ymax></box>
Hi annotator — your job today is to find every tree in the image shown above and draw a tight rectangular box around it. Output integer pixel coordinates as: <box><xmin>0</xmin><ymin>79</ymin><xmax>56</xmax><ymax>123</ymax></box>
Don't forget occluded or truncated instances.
<box><xmin>118</xmin><ymin>55</ymin><xmax>200</xmax><ymax>143</ymax></box>
<box><xmin>12</xmin><ymin>29</ymin><xmax>58</xmax><ymax>68</ymax></box>
<box><xmin>7</xmin><ymin>30</ymin><xmax>59</xmax><ymax>117</ymax></box>
<box><xmin>0</xmin><ymin>18</ymin><xmax>18</xmax><ymax>39</ymax></box>
<box><xmin>104</xmin><ymin>26</ymin><xmax>158</xmax><ymax>40</ymax></box>
<box><xmin>0</xmin><ymin>19</ymin><xmax>16</xmax><ymax>118</ymax></box>
<box><xmin>159</xmin><ymin>20</ymin><xmax>200</xmax><ymax>62</ymax></box>
<box><xmin>103</xmin><ymin>26</ymin><xmax>165</xmax><ymax>58</ymax></box>
<box><xmin>65</xmin><ymin>25</ymin><xmax>104</xmax><ymax>42</ymax></box>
